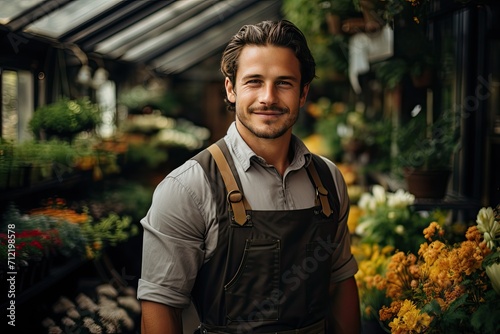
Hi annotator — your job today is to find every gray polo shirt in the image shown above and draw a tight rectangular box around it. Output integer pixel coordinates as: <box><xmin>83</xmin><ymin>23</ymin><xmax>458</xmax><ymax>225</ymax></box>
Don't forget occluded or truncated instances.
<box><xmin>138</xmin><ymin>122</ymin><xmax>358</xmax><ymax>308</ymax></box>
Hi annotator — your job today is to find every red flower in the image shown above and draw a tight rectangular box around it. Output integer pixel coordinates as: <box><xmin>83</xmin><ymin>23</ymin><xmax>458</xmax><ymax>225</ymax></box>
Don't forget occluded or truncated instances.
<box><xmin>30</xmin><ymin>240</ymin><xmax>44</xmax><ymax>250</ymax></box>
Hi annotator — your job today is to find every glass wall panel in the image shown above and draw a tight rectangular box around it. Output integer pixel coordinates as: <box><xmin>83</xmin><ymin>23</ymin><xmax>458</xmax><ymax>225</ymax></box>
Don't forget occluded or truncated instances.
<box><xmin>1</xmin><ymin>70</ymin><xmax>34</xmax><ymax>142</ymax></box>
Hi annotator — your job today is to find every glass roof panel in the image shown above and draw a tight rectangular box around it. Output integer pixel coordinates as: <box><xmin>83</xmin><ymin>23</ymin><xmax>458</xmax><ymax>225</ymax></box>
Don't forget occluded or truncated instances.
<box><xmin>0</xmin><ymin>0</ymin><xmax>44</xmax><ymax>25</ymax></box>
<box><xmin>152</xmin><ymin>0</ymin><xmax>281</xmax><ymax>74</ymax></box>
<box><xmin>94</xmin><ymin>0</ymin><xmax>216</xmax><ymax>58</ymax></box>
<box><xmin>121</xmin><ymin>0</ymin><xmax>244</xmax><ymax>62</ymax></box>
<box><xmin>24</xmin><ymin>0</ymin><xmax>121</xmax><ymax>38</ymax></box>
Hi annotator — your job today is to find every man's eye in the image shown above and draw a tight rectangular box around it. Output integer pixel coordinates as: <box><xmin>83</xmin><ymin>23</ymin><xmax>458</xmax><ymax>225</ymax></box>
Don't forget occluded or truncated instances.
<box><xmin>277</xmin><ymin>81</ymin><xmax>292</xmax><ymax>86</ymax></box>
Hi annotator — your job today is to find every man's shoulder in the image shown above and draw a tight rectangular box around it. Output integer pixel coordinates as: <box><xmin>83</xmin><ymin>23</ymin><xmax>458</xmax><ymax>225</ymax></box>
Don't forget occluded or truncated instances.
<box><xmin>310</xmin><ymin>154</ymin><xmax>340</xmax><ymax>174</ymax></box>
<box><xmin>167</xmin><ymin>156</ymin><xmax>207</xmax><ymax>184</ymax></box>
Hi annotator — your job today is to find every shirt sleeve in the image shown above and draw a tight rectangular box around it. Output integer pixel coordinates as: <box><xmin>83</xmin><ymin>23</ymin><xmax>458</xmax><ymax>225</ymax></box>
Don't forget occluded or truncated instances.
<box><xmin>137</xmin><ymin>161</ymin><xmax>215</xmax><ymax>308</ymax></box>
<box><xmin>321</xmin><ymin>157</ymin><xmax>359</xmax><ymax>283</ymax></box>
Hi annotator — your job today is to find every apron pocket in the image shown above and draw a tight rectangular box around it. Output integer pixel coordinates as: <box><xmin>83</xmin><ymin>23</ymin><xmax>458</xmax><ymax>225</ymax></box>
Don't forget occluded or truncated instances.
<box><xmin>225</xmin><ymin>238</ymin><xmax>280</xmax><ymax>322</ymax></box>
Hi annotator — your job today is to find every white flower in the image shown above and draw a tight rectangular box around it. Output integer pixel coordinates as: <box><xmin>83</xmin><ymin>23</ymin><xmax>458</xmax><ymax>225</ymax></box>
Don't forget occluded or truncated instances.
<box><xmin>118</xmin><ymin>295</ymin><xmax>142</xmax><ymax>314</ymax></box>
<box><xmin>387</xmin><ymin>189</ymin><xmax>415</xmax><ymax>209</ymax></box>
<box><xmin>358</xmin><ymin>193</ymin><xmax>375</xmax><ymax>212</ymax></box>
<box><xmin>96</xmin><ymin>284</ymin><xmax>119</xmax><ymax>298</ymax></box>
<box><xmin>485</xmin><ymin>262</ymin><xmax>500</xmax><ymax>295</ymax></box>
<box><xmin>476</xmin><ymin>207</ymin><xmax>499</xmax><ymax>250</ymax></box>
<box><xmin>42</xmin><ymin>318</ymin><xmax>55</xmax><ymax>328</ymax></box>
<box><xmin>372</xmin><ymin>185</ymin><xmax>387</xmax><ymax>206</ymax></box>
<box><xmin>355</xmin><ymin>218</ymin><xmax>374</xmax><ymax>236</ymax></box>
<box><xmin>76</xmin><ymin>293</ymin><xmax>99</xmax><ymax>312</ymax></box>
<box><xmin>66</xmin><ymin>307</ymin><xmax>81</xmax><ymax>319</ymax></box>
<box><xmin>52</xmin><ymin>296</ymin><xmax>75</xmax><ymax>314</ymax></box>
<box><xmin>82</xmin><ymin>317</ymin><xmax>103</xmax><ymax>334</ymax></box>
<box><xmin>99</xmin><ymin>305</ymin><xmax>134</xmax><ymax>331</ymax></box>
<box><xmin>61</xmin><ymin>317</ymin><xmax>76</xmax><ymax>328</ymax></box>
<box><xmin>48</xmin><ymin>326</ymin><xmax>63</xmax><ymax>334</ymax></box>
<box><xmin>395</xmin><ymin>225</ymin><xmax>405</xmax><ymax>235</ymax></box>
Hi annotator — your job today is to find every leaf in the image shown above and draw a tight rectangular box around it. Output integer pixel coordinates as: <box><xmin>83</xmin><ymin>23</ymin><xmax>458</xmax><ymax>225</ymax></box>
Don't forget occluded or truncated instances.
<box><xmin>421</xmin><ymin>299</ymin><xmax>441</xmax><ymax>315</ymax></box>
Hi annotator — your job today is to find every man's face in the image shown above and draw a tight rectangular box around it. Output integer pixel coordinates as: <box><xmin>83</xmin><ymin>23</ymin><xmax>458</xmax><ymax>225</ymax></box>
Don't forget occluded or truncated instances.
<box><xmin>225</xmin><ymin>45</ymin><xmax>309</xmax><ymax>140</ymax></box>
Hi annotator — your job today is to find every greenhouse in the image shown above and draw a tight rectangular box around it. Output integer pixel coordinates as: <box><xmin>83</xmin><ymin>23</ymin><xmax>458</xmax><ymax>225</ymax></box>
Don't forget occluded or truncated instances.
<box><xmin>1</xmin><ymin>0</ymin><xmax>499</xmax><ymax>333</ymax></box>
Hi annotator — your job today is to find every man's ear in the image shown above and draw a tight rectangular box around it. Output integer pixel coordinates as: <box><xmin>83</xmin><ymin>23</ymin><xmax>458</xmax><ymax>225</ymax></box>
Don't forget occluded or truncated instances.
<box><xmin>225</xmin><ymin>77</ymin><xmax>236</xmax><ymax>103</ymax></box>
<box><xmin>299</xmin><ymin>83</ymin><xmax>310</xmax><ymax>107</ymax></box>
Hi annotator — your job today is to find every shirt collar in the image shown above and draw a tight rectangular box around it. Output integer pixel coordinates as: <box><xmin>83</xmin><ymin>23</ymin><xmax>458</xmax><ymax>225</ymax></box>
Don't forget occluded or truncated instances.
<box><xmin>224</xmin><ymin>122</ymin><xmax>313</xmax><ymax>172</ymax></box>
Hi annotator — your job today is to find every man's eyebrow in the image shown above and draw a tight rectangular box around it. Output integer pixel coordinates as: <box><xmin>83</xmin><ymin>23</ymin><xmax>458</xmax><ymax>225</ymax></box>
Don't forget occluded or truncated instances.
<box><xmin>240</xmin><ymin>74</ymin><xmax>299</xmax><ymax>82</ymax></box>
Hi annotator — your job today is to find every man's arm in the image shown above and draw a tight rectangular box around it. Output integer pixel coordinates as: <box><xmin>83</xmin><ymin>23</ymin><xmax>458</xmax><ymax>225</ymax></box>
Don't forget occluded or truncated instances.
<box><xmin>327</xmin><ymin>276</ymin><xmax>361</xmax><ymax>334</ymax></box>
<box><xmin>141</xmin><ymin>300</ymin><xmax>183</xmax><ymax>334</ymax></box>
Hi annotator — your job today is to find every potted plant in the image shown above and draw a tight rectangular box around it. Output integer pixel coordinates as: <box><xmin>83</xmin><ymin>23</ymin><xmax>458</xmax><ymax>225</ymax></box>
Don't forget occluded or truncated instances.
<box><xmin>394</xmin><ymin>109</ymin><xmax>460</xmax><ymax>199</ymax></box>
<box><xmin>29</xmin><ymin>97</ymin><xmax>101</xmax><ymax>142</ymax></box>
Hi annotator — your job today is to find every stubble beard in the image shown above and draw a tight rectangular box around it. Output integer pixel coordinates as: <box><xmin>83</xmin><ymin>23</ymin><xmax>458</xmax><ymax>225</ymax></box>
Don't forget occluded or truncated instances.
<box><xmin>236</xmin><ymin>106</ymin><xmax>298</xmax><ymax>140</ymax></box>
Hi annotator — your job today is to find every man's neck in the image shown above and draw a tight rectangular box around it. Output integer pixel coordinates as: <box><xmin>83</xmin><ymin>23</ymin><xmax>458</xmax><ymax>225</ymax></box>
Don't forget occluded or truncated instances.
<box><xmin>244</xmin><ymin>134</ymin><xmax>292</xmax><ymax>176</ymax></box>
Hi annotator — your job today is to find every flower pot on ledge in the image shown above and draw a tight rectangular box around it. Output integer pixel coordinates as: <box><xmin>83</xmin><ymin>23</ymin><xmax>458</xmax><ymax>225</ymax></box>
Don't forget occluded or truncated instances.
<box><xmin>403</xmin><ymin>169</ymin><xmax>451</xmax><ymax>199</ymax></box>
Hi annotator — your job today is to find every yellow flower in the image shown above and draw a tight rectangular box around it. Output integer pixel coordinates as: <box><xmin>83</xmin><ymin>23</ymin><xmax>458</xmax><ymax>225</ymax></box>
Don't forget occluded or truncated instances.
<box><xmin>85</xmin><ymin>245</ymin><xmax>94</xmax><ymax>260</ymax></box>
<box><xmin>388</xmin><ymin>300</ymin><xmax>431</xmax><ymax>333</ymax></box>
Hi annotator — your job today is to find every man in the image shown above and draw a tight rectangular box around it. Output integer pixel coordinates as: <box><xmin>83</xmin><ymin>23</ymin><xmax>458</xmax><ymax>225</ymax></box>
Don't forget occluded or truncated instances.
<box><xmin>139</xmin><ymin>20</ymin><xmax>360</xmax><ymax>333</ymax></box>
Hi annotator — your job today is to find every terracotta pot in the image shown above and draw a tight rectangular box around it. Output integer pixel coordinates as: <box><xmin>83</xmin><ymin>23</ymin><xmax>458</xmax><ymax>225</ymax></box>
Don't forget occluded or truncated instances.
<box><xmin>404</xmin><ymin>169</ymin><xmax>451</xmax><ymax>199</ymax></box>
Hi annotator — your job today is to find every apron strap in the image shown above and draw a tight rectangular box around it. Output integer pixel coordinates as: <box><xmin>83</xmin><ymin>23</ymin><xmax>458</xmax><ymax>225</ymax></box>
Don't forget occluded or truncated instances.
<box><xmin>307</xmin><ymin>160</ymin><xmax>333</xmax><ymax>217</ymax></box>
<box><xmin>207</xmin><ymin>143</ymin><xmax>251</xmax><ymax>226</ymax></box>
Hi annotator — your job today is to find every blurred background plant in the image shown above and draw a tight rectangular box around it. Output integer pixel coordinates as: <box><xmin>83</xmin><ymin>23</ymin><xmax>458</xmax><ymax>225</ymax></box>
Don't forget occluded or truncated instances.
<box><xmin>354</xmin><ymin>185</ymin><xmax>445</xmax><ymax>254</ymax></box>
<box><xmin>283</xmin><ymin>0</ymin><xmax>434</xmax><ymax>88</ymax></box>
<box><xmin>352</xmin><ymin>243</ymin><xmax>394</xmax><ymax>323</ymax></box>
<box><xmin>29</xmin><ymin>97</ymin><xmax>101</xmax><ymax>142</ymax></box>
<box><xmin>304</xmin><ymin>98</ymin><xmax>393</xmax><ymax>174</ymax></box>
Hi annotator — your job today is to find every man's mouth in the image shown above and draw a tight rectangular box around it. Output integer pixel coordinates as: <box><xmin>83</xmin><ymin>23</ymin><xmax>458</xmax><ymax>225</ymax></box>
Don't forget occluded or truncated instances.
<box><xmin>250</xmin><ymin>107</ymin><xmax>287</xmax><ymax>115</ymax></box>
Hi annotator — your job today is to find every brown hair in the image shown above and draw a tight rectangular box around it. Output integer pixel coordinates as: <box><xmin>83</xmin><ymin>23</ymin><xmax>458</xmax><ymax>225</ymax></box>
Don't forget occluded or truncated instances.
<box><xmin>220</xmin><ymin>20</ymin><xmax>316</xmax><ymax>112</ymax></box>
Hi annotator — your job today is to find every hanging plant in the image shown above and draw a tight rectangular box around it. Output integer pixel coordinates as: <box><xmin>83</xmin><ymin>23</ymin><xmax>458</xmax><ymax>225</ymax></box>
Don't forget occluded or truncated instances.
<box><xmin>30</xmin><ymin>97</ymin><xmax>101</xmax><ymax>141</ymax></box>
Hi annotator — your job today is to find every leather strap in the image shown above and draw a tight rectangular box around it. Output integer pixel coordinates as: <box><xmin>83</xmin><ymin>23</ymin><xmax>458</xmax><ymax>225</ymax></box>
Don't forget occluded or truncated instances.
<box><xmin>306</xmin><ymin>161</ymin><xmax>333</xmax><ymax>217</ymax></box>
<box><xmin>208</xmin><ymin>142</ymin><xmax>331</xmax><ymax>221</ymax></box>
<box><xmin>207</xmin><ymin>143</ymin><xmax>250</xmax><ymax>226</ymax></box>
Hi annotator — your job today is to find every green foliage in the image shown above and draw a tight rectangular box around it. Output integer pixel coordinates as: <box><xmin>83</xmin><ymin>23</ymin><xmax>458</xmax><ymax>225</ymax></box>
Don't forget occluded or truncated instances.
<box><xmin>126</xmin><ymin>142</ymin><xmax>168</xmax><ymax>169</ymax></box>
<box><xmin>30</xmin><ymin>97</ymin><xmax>101</xmax><ymax>140</ymax></box>
<box><xmin>470</xmin><ymin>290</ymin><xmax>500</xmax><ymax>333</ymax></box>
<box><xmin>483</xmin><ymin>251</ymin><xmax>500</xmax><ymax>267</ymax></box>
<box><xmin>395</xmin><ymin>109</ymin><xmax>460</xmax><ymax>171</ymax></box>
<box><xmin>72</xmin><ymin>180</ymin><xmax>154</xmax><ymax>222</ymax></box>
<box><xmin>355</xmin><ymin>185</ymin><xmax>444</xmax><ymax>253</ymax></box>
<box><xmin>282</xmin><ymin>0</ymin><xmax>354</xmax><ymax>77</ymax></box>
<box><xmin>81</xmin><ymin>213</ymin><xmax>138</xmax><ymax>248</ymax></box>
<box><xmin>13</xmin><ymin>140</ymin><xmax>77</xmax><ymax>166</ymax></box>
<box><xmin>371</xmin><ymin>59</ymin><xmax>408</xmax><ymax>90</ymax></box>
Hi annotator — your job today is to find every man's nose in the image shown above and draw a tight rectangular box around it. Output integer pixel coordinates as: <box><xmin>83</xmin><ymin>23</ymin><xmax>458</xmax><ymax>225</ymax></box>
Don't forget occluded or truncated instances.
<box><xmin>260</xmin><ymin>84</ymin><xmax>278</xmax><ymax>105</ymax></box>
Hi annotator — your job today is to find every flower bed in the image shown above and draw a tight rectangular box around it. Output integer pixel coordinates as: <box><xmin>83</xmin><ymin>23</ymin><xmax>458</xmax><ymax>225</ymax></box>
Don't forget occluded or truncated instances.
<box><xmin>0</xmin><ymin>199</ymin><xmax>139</xmax><ymax>298</ymax></box>
<box><xmin>353</xmin><ymin>200</ymin><xmax>500</xmax><ymax>333</ymax></box>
